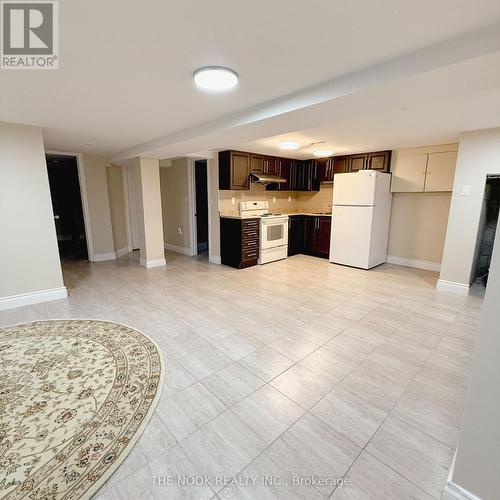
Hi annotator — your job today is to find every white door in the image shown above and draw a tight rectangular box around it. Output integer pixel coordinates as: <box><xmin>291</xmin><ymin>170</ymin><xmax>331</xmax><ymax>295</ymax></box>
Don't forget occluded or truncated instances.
<box><xmin>333</xmin><ymin>171</ymin><xmax>377</xmax><ymax>206</ymax></box>
<box><xmin>424</xmin><ymin>151</ymin><xmax>457</xmax><ymax>192</ymax></box>
<box><xmin>330</xmin><ymin>205</ymin><xmax>374</xmax><ymax>269</ymax></box>
<box><xmin>391</xmin><ymin>153</ymin><xmax>427</xmax><ymax>192</ymax></box>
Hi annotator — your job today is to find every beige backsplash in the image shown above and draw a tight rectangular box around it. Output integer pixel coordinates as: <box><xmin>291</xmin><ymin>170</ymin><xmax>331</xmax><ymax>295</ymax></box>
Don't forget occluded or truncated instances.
<box><xmin>218</xmin><ymin>183</ymin><xmax>333</xmax><ymax>214</ymax></box>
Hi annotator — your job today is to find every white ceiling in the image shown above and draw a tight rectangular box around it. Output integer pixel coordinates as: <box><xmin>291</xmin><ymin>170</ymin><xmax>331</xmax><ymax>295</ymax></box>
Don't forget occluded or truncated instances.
<box><xmin>1</xmin><ymin>0</ymin><xmax>500</xmax><ymax>158</ymax></box>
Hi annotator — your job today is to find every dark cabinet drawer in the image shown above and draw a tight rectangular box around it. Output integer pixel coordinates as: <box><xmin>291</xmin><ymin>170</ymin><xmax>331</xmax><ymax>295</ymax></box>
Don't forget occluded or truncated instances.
<box><xmin>221</xmin><ymin>217</ymin><xmax>260</xmax><ymax>269</ymax></box>
<box><xmin>242</xmin><ymin>248</ymin><xmax>259</xmax><ymax>261</ymax></box>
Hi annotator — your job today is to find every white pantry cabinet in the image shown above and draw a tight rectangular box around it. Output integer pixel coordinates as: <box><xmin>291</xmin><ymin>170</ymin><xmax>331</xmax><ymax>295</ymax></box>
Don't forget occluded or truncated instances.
<box><xmin>391</xmin><ymin>144</ymin><xmax>458</xmax><ymax>193</ymax></box>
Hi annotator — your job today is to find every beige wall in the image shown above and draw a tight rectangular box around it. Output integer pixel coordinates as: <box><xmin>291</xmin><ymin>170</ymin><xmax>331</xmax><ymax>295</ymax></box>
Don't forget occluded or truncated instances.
<box><xmin>160</xmin><ymin>158</ymin><xmax>192</xmax><ymax>253</ymax></box>
<box><xmin>440</xmin><ymin>127</ymin><xmax>500</xmax><ymax>288</ymax></box>
<box><xmin>81</xmin><ymin>154</ymin><xmax>115</xmax><ymax>258</ymax></box>
<box><xmin>137</xmin><ymin>157</ymin><xmax>165</xmax><ymax>263</ymax></box>
<box><xmin>106</xmin><ymin>165</ymin><xmax>128</xmax><ymax>254</ymax></box>
<box><xmin>388</xmin><ymin>192</ymin><xmax>451</xmax><ymax>265</ymax></box>
<box><xmin>0</xmin><ymin>122</ymin><xmax>65</xmax><ymax>300</ymax></box>
<box><xmin>450</xmin><ymin>221</ymin><xmax>500</xmax><ymax>499</ymax></box>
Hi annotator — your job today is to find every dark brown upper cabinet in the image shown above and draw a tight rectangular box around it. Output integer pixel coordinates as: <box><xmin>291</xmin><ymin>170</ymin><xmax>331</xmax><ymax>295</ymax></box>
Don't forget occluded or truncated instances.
<box><xmin>367</xmin><ymin>150</ymin><xmax>391</xmax><ymax>171</ymax></box>
<box><xmin>264</xmin><ymin>156</ymin><xmax>278</xmax><ymax>175</ymax></box>
<box><xmin>342</xmin><ymin>151</ymin><xmax>391</xmax><ymax>174</ymax></box>
<box><xmin>348</xmin><ymin>153</ymin><xmax>368</xmax><ymax>172</ymax></box>
<box><xmin>250</xmin><ymin>154</ymin><xmax>265</xmax><ymax>174</ymax></box>
<box><xmin>332</xmin><ymin>156</ymin><xmax>349</xmax><ymax>177</ymax></box>
<box><xmin>219</xmin><ymin>151</ymin><xmax>251</xmax><ymax>190</ymax></box>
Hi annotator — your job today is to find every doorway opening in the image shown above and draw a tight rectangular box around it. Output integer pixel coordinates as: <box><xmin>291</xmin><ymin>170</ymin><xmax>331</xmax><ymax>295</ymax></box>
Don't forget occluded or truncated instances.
<box><xmin>472</xmin><ymin>175</ymin><xmax>500</xmax><ymax>286</ymax></box>
<box><xmin>194</xmin><ymin>160</ymin><xmax>209</xmax><ymax>255</ymax></box>
<box><xmin>46</xmin><ymin>154</ymin><xmax>89</xmax><ymax>261</ymax></box>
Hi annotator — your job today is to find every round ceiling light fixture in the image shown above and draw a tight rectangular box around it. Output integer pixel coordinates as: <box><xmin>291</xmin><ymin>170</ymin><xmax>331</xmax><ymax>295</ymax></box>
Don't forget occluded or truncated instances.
<box><xmin>313</xmin><ymin>148</ymin><xmax>334</xmax><ymax>157</ymax></box>
<box><xmin>193</xmin><ymin>66</ymin><xmax>239</xmax><ymax>91</ymax></box>
<box><xmin>277</xmin><ymin>140</ymin><xmax>300</xmax><ymax>150</ymax></box>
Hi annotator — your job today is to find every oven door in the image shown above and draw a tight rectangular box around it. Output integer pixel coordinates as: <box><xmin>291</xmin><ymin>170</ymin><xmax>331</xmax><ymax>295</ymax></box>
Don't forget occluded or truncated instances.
<box><xmin>260</xmin><ymin>217</ymin><xmax>289</xmax><ymax>250</ymax></box>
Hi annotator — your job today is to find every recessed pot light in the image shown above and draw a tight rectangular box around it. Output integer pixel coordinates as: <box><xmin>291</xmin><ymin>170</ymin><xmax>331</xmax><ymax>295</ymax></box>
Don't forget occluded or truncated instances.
<box><xmin>313</xmin><ymin>149</ymin><xmax>334</xmax><ymax>157</ymax></box>
<box><xmin>193</xmin><ymin>66</ymin><xmax>239</xmax><ymax>91</ymax></box>
<box><xmin>277</xmin><ymin>140</ymin><xmax>300</xmax><ymax>150</ymax></box>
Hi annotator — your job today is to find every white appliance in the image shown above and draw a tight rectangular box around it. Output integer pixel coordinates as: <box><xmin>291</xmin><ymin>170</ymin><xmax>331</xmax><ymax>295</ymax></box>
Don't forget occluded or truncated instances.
<box><xmin>239</xmin><ymin>201</ymin><xmax>289</xmax><ymax>264</ymax></box>
<box><xmin>329</xmin><ymin>170</ymin><xmax>392</xmax><ymax>269</ymax></box>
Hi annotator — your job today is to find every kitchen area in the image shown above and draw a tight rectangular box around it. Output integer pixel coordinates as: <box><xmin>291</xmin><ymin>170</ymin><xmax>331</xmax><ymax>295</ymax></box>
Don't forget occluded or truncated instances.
<box><xmin>218</xmin><ymin>148</ymin><xmax>394</xmax><ymax>270</ymax></box>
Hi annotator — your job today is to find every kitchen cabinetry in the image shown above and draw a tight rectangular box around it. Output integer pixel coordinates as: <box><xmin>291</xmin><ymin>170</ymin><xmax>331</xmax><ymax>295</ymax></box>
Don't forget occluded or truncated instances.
<box><xmin>367</xmin><ymin>151</ymin><xmax>391</xmax><ymax>171</ymax></box>
<box><xmin>287</xmin><ymin>160</ymin><xmax>320</xmax><ymax>191</ymax></box>
<box><xmin>264</xmin><ymin>156</ymin><xmax>278</xmax><ymax>175</ymax></box>
<box><xmin>288</xmin><ymin>215</ymin><xmax>331</xmax><ymax>258</ymax></box>
<box><xmin>346</xmin><ymin>151</ymin><xmax>391</xmax><ymax>173</ymax></box>
<box><xmin>333</xmin><ymin>156</ymin><xmax>349</xmax><ymax>176</ymax></box>
<box><xmin>391</xmin><ymin>145</ymin><xmax>457</xmax><ymax>192</ymax></box>
<box><xmin>348</xmin><ymin>153</ymin><xmax>367</xmax><ymax>172</ymax></box>
<box><xmin>287</xmin><ymin>215</ymin><xmax>304</xmax><ymax>256</ymax></box>
<box><xmin>219</xmin><ymin>151</ymin><xmax>251</xmax><ymax>190</ymax></box>
<box><xmin>220</xmin><ymin>217</ymin><xmax>259</xmax><ymax>268</ymax></box>
<box><xmin>250</xmin><ymin>154</ymin><xmax>265</xmax><ymax>174</ymax></box>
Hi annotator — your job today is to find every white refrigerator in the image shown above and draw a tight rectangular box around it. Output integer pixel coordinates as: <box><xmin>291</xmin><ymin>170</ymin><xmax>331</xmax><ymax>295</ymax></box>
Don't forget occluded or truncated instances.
<box><xmin>329</xmin><ymin>170</ymin><xmax>392</xmax><ymax>269</ymax></box>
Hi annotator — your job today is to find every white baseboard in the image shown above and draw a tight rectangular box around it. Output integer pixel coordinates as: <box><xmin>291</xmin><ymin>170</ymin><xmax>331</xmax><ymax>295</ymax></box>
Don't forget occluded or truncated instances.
<box><xmin>0</xmin><ymin>287</ymin><xmax>68</xmax><ymax>311</ymax></box>
<box><xmin>436</xmin><ymin>279</ymin><xmax>470</xmax><ymax>296</ymax></box>
<box><xmin>209</xmin><ymin>255</ymin><xmax>221</xmax><ymax>265</ymax></box>
<box><xmin>443</xmin><ymin>481</ymin><xmax>481</xmax><ymax>500</ymax></box>
<box><xmin>92</xmin><ymin>252</ymin><xmax>116</xmax><ymax>262</ymax></box>
<box><xmin>387</xmin><ymin>255</ymin><xmax>441</xmax><ymax>272</ymax></box>
<box><xmin>165</xmin><ymin>243</ymin><xmax>194</xmax><ymax>256</ymax></box>
<box><xmin>115</xmin><ymin>246</ymin><xmax>131</xmax><ymax>258</ymax></box>
<box><xmin>140</xmin><ymin>257</ymin><xmax>166</xmax><ymax>268</ymax></box>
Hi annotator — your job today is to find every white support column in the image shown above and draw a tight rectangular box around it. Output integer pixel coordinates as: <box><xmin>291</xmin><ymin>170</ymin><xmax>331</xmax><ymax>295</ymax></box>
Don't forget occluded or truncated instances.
<box><xmin>444</xmin><ymin>222</ymin><xmax>500</xmax><ymax>499</ymax></box>
<box><xmin>135</xmin><ymin>157</ymin><xmax>166</xmax><ymax>268</ymax></box>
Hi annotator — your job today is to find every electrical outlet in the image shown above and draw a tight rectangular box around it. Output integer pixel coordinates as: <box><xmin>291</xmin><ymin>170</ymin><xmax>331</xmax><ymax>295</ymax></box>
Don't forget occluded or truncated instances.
<box><xmin>288</xmin><ymin>196</ymin><xmax>291</xmax><ymax>202</ymax></box>
<box><xmin>231</xmin><ymin>197</ymin><xmax>235</xmax><ymax>205</ymax></box>
<box><xmin>462</xmin><ymin>185</ymin><xmax>472</xmax><ymax>196</ymax></box>
<box><xmin>272</xmin><ymin>196</ymin><xmax>276</xmax><ymax>203</ymax></box>
<box><xmin>178</xmin><ymin>226</ymin><xmax>182</xmax><ymax>235</ymax></box>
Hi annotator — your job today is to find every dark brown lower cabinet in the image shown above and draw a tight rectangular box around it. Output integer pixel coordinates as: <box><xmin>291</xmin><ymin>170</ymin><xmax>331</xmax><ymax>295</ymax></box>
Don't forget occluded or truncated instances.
<box><xmin>220</xmin><ymin>217</ymin><xmax>259</xmax><ymax>268</ymax></box>
<box><xmin>288</xmin><ymin>215</ymin><xmax>331</xmax><ymax>258</ymax></box>
<box><xmin>288</xmin><ymin>215</ymin><xmax>304</xmax><ymax>256</ymax></box>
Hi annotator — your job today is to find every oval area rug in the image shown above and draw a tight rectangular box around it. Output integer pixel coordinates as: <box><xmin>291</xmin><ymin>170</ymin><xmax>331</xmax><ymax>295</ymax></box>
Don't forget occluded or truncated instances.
<box><xmin>0</xmin><ymin>319</ymin><xmax>163</xmax><ymax>499</ymax></box>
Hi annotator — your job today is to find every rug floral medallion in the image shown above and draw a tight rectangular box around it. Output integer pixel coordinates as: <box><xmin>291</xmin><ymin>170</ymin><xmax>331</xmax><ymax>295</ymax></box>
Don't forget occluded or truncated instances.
<box><xmin>0</xmin><ymin>319</ymin><xmax>163</xmax><ymax>499</ymax></box>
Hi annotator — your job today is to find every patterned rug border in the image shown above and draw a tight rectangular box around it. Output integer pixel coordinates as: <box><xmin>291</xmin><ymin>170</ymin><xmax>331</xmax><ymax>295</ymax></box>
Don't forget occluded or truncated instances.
<box><xmin>0</xmin><ymin>318</ymin><xmax>165</xmax><ymax>499</ymax></box>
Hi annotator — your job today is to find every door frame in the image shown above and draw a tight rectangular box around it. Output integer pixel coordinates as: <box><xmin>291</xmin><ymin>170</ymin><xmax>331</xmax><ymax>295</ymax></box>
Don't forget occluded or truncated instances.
<box><xmin>45</xmin><ymin>150</ymin><xmax>94</xmax><ymax>261</ymax></box>
<box><xmin>187</xmin><ymin>154</ymin><xmax>218</xmax><ymax>262</ymax></box>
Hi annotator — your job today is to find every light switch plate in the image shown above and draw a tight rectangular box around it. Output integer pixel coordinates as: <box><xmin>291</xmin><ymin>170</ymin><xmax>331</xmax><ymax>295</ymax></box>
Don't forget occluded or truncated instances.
<box><xmin>462</xmin><ymin>185</ymin><xmax>472</xmax><ymax>196</ymax></box>
<box><xmin>272</xmin><ymin>196</ymin><xmax>276</xmax><ymax>203</ymax></box>
<box><xmin>288</xmin><ymin>196</ymin><xmax>291</xmax><ymax>202</ymax></box>
<box><xmin>231</xmin><ymin>197</ymin><xmax>235</xmax><ymax>204</ymax></box>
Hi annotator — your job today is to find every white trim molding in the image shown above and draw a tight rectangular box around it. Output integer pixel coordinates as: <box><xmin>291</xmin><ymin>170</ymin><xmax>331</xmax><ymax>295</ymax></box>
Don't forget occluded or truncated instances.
<box><xmin>116</xmin><ymin>246</ymin><xmax>131</xmax><ymax>258</ymax></box>
<box><xmin>387</xmin><ymin>255</ymin><xmax>441</xmax><ymax>272</ymax></box>
<box><xmin>209</xmin><ymin>255</ymin><xmax>221</xmax><ymax>265</ymax></box>
<box><xmin>443</xmin><ymin>481</ymin><xmax>482</xmax><ymax>500</ymax></box>
<box><xmin>0</xmin><ymin>287</ymin><xmax>68</xmax><ymax>311</ymax></box>
<box><xmin>436</xmin><ymin>279</ymin><xmax>470</xmax><ymax>295</ymax></box>
<box><xmin>93</xmin><ymin>252</ymin><xmax>117</xmax><ymax>262</ymax></box>
<box><xmin>140</xmin><ymin>257</ymin><xmax>166</xmax><ymax>268</ymax></box>
<box><xmin>165</xmin><ymin>243</ymin><xmax>194</xmax><ymax>256</ymax></box>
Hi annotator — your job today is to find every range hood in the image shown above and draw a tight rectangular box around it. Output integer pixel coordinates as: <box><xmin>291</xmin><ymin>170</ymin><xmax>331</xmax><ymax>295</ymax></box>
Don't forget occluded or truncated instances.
<box><xmin>249</xmin><ymin>172</ymin><xmax>287</xmax><ymax>185</ymax></box>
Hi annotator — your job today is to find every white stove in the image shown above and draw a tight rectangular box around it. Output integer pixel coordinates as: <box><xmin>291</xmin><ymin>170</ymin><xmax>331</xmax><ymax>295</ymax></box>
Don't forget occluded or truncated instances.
<box><xmin>239</xmin><ymin>201</ymin><xmax>289</xmax><ymax>264</ymax></box>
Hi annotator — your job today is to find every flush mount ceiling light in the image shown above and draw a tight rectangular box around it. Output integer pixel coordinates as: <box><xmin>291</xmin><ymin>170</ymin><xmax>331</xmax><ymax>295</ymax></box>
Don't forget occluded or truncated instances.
<box><xmin>313</xmin><ymin>149</ymin><xmax>334</xmax><ymax>157</ymax></box>
<box><xmin>277</xmin><ymin>140</ymin><xmax>300</xmax><ymax>150</ymax></box>
<box><xmin>193</xmin><ymin>66</ymin><xmax>239</xmax><ymax>91</ymax></box>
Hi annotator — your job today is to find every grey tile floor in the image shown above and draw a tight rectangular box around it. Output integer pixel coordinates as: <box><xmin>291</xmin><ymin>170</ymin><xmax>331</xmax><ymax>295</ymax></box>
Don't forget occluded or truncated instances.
<box><xmin>0</xmin><ymin>251</ymin><xmax>483</xmax><ymax>499</ymax></box>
